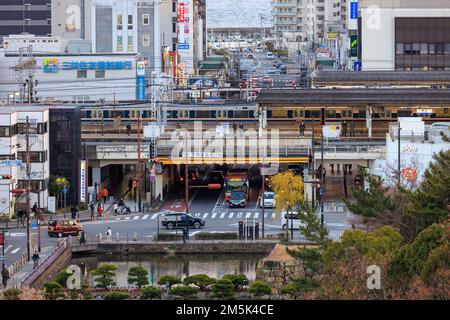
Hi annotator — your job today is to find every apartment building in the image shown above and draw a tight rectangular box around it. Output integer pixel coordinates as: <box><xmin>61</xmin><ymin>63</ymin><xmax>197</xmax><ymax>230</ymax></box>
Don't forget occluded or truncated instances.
<box><xmin>0</xmin><ymin>0</ymin><xmax>52</xmax><ymax>41</ymax></box>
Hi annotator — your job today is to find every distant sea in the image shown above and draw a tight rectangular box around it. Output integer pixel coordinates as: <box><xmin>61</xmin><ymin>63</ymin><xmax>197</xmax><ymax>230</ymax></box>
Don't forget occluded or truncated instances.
<box><xmin>207</xmin><ymin>0</ymin><xmax>271</xmax><ymax>28</ymax></box>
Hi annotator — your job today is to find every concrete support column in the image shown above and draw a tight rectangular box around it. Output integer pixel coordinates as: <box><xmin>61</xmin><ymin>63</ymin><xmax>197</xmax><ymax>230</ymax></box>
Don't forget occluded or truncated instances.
<box><xmin>92</xmin><ymin>167</ymin><xmax>101</xmax><ymax>186</ymax></box>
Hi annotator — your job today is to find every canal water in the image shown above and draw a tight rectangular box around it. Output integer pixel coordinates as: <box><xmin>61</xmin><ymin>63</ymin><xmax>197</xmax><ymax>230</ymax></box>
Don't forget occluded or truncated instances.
<box><xmin>70</xmin><ymin>253</ymin><xmax>265</xmax><ymax>287</ymax></box>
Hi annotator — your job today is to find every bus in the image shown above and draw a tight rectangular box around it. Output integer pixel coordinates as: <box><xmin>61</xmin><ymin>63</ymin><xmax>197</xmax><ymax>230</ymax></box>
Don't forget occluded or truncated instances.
<box><xmin>224</xmin><ymin>172</ymin><xmax>250</xmax><ymax>202</ymax></box>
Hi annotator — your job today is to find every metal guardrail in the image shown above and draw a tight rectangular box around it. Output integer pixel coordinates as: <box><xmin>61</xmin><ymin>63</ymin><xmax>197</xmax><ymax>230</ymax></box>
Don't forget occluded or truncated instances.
<box><xmin>20</xmin><ymin>238</ymin><xmax>70</xmax><ymax>288</ymax></box>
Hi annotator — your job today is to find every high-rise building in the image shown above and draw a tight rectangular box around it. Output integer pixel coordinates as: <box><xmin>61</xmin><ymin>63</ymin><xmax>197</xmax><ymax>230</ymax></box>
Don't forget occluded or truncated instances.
<box><xmin>0</xmin><ymin>0</ymin><xmax>52</xmax><ymax>41</ymax></box>
<box><xmin>359</xmin><ymin>0</ymin><xmax>450</xmax><ymax>71</ymax></box>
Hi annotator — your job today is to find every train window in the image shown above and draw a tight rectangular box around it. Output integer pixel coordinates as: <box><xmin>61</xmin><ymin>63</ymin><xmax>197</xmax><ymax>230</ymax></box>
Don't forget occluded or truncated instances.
<box><xmin>177</xmin><ymin>110</ymin><xmax>189</xmax><ymax>119</ymax></box>
<box><xmin>293</xmin><ymin>109</ymin><xmax>305</xmax><ymax>118</ymax></box>
<box><xmin>326</xmin><ymin>110</ymin><xmax>336</xmax><ymax>118</ymax></box>
<box><xmin>342</xmin><ymin>110</ymin><xmax>352</xmax><ymax>118</ymax></box>
<box><xmin>217</xmin><ymin>110</ymin><xmax>227</xmax><ymax>119</ymax></box>
<box><xmin>234</xmin><ymin>110</ymin><xmax>249</xmax><ymax>118</ymax></box>
<box><xmin>196</xmin><ymin>111</ymin><xmax>211</xmax><ymax>118</ymax></box>
<box><xmin>130</xmin><ymin>110</ymin><xmax>142</xmax><ymax>118</ymax></box>
<box><xmin>92</xmin><ymin>110</ymin><xmax>102</xmax><ymax>118</ymax></box>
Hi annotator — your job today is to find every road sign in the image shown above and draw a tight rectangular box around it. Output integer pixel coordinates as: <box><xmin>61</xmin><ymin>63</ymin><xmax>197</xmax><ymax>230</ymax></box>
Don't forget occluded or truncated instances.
<box><xmin>31</xmin><ymin>222</ymin><xmax>37</xmax><ymax>229</ymax></box>
<box><xmin>0</xmin><ymin>160</ymin><xmax>22</xmax><ymax>166</ymax></box>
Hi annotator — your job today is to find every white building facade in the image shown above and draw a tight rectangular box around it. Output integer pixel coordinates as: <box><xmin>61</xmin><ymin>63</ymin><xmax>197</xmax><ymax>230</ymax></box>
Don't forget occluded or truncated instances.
<box><xmin>0</xmin><ymin>107</ymin><xmax>50</xmax><ymax>218</ymax></box>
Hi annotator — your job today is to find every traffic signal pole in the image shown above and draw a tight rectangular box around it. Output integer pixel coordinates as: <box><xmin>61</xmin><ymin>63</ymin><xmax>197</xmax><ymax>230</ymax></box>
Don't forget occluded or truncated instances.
<box><xmin>25</xmin><ymin>117</ymin><xmax>31</xmax><ymax>261</ymax></box>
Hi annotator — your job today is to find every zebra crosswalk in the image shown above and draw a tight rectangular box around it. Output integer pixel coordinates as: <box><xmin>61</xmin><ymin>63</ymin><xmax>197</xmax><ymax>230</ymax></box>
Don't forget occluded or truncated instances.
<box><xmin>113</xmin><ymin>211</ymin><xmax>274</xmax><ymax>222</ymax></box>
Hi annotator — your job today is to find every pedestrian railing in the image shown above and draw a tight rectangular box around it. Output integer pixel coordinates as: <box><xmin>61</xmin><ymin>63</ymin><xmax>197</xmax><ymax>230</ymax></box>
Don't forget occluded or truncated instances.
<box><xmin>20</xmin><ymin>238</ymin><xmax>70</xmax><ymax>288</ymax></box>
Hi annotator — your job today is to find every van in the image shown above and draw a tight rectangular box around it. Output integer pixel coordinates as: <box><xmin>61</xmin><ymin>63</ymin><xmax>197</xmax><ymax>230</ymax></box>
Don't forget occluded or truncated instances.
<box><xmin>48</xmin><ymin>219</ymin><xmax>82</xmax><ymax>238</ymax></box>
<box><xmin>280</xmin><ymin>212</ymin><xmax>305</xmax><ymax>230</ymax></box>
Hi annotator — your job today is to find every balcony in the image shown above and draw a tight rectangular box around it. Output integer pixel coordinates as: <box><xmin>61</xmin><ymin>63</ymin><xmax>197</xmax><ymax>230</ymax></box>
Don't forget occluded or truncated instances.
<box><xmin>271</xmin><ymin>10</ymin><xmax>298</xmax><ymax>17</ymax></box>
<box><xmin>271</xmin><ymin>2</ymin><xmax>298</xmax><ymax>8</ymax></box>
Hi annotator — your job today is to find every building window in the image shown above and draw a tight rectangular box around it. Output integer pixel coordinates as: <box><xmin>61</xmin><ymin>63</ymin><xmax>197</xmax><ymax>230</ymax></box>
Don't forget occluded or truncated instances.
<box><xmin>143</xmin><ymin>34</ymin><xmax>150</xmax><ymax>47</ymax></box>
<box><xmin>172</xmin><ymin>23</ymin><xmax>176</xmax><ymax>33</ymax></box>
<box><xmin>420</xmin><ymin>43</ymin><xmax>428</xmax><ymax>55</ymax></box>
<box><xmin>18</xmin><ymin>180</ymin><xmax>47</xmax><ymax>192</ymax></box>
<box><xmin>0</xmin><ymin>127</ymin><xmax>11</xmax><ymax>137</ymax></box>
<box><xmin>429</xmin><ymin>43</ymin><xmax>435</xmax><ymax>55</ymax></box>
<box><xmin>436</xmin><ymin>43</ymin><xmax>444</xmax><ymax>55</ymax></box>
<box><xmin>117</xmin><ymin>15</ymin><xmax>123</xmax><ymax>30</ymax></box>
<box><xmin>172</xmin><ymin>1</ymin><xmax>176</xmax><ymax>13</ymax></box>
<box><xmin>143</xmin><ymin>14</ymin><xmax>150</xmax><ymax>25</ymax></box>
<box><xmin>18</xmin><ymin>151</ymin><xmax>47</xmax><ymax>163</ymax></box>
<box><xmin>396</xmin><ymin>43</ymin><xmax>404</xmax><ymax>55</ymax></box>
<box><xmin>117</xmin><ymin>36</ymin><xmax>123</xmax><ymax>52</ymax></box>
<box><xmin>445</xmin><ymin>43</ymin><xmax>450</xmax><ymax>55</ymax></box>
<box><xmin>128</xmin><ymin>15</ymin><xmax>133</xmax><ymax>30</ymax></box>
<box><xmin>77</xmin><ymin>70</ymin><xmax>87</xmax><ymax>79</ymax></box>
<box><xmin>95</xmin><ymin>70</ymin><xmax>105</xmax><ymax>78</ymax></box>
<box><xmin>128</xmin><ymin>36</ymin><xmax>134</xmax><ymax>51</ymax></box>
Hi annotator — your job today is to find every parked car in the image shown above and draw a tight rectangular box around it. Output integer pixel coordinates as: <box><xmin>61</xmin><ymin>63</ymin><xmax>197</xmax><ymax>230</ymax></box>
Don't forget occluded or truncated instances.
<box><xmin>259</xmin><ymin>191</ymin><xmax>276</xmax><ymax>208</ymax></box>
<box><xmin>48</xmin><ymin>219</ymin><xmax>82</xmax><ymax>238</ymax></box>
<box><xmin>256</xmin><ymin>48</ymin><xmax>263</xmax><ymax>53</ymax></box>
<box><xmin>229</xmin><ymin>191</ymin><xmax>247</xmax><ymax>208</ymax></box>
<box><xmin>161</xmin><ymin>213</ymin><xmax>205</xmax><ymax>230</ymax></box>
<box><xmin>281</xmin><ymin>212</ymin><xmax>305</xmax><ymax>230</ymax></box>
<box><xmin>266</xmin><ymin>52</ymin><xmax>274</xmax><ymax>60</ymax></box>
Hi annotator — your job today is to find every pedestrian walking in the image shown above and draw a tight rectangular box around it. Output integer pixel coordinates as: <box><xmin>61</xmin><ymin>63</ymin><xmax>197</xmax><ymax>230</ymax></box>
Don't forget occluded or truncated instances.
<box><xmin>232</xmin><ymin>122</ymin><xmax>237</xmax><ymax>133</ymax></box>
<box><xmin>113</xmin><ymin>202</ymin><xmax>118</xmax><ymax>215</ymax></box>
<box><xmin>90</xmin><ymin>201</ymin><xmax>95</xmax><ymax>220</ymax></box>
<box><xmin>32</xmin><ymin>202</ymin><xmax>38</xmax><ymax>217</ymax></box>
<box><xmin>299</xmin><ymin>121</ymin><xmax>305</xmax><ymax>137</ymax></box>
<box><xmin>182</xmin><ymin>227</ymin><xmax>189</xmax><ymax>244</ymax></box>
<box><xmin>32</xmin><ymin>251</ymin><xmax>40</xmax><ymax>269</ymax></box>
<box><xmin>97</xmin><ymin>202</ymin><xmax>103</xmax><ymax>218</ymax></box>
<box><xmin>78</xmin><ymin>229</ymin><xmax>86</xmax><ymax>245</ymax></box>
<box><xmin>101</xmin><ymin>188</ymin><xmax>109</xmax><ymax>204</ymax></box>
<box><xmin>239</xmin><ymin>122</ymin><xmax>244</xmax><ymax>130</ymax></box>
<box><xmin>1</xmin><ymin>264</ymin><xmax>10</xmax><ymax>288</ymax></box>
<box><xmin>105</xmin><ymin>227</ymin><xmax>112</xmax><ymax>242</ymax></box>
<box><xmin>71</xmin><ymin>204</ymin><xmax>78</xmax><ymax>220</ymax></box>
<box><xmin>128</xmin><ymin>177</ymin><xmax>133</xmax><ymax>190</ymax></box>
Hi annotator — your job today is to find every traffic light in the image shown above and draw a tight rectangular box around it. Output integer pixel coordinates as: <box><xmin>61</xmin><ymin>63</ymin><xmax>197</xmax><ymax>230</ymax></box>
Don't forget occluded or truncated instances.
<box><xmin>0</xmin><ymin>175</ymin><xmax>12</xmax><ymax>180</ymax></box>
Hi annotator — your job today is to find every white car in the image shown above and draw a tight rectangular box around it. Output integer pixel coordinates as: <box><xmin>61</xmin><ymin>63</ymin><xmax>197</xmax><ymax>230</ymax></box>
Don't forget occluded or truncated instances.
<box><xmin>266</xmin><ymin>52</ymin><xmax>274</xmax><ymax>59</ymax></box>
<box><xmin>281</xmin><ymin>212</ymin><xmax>306</xmax><ymax>230</ymax></box>
<box><xmin>259</xmin><ymin>191</ymin><xmax>276</xmax><ymax>208</ymax></box>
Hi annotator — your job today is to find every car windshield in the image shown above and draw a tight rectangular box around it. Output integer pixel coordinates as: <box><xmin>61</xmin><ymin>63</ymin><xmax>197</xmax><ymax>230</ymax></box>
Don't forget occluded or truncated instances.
<box><xmin>231</xmin><ymin>192</ymin><xmax>245</xmax><ymax>200</ymax></box>
<box><xmin>264</xmin><ymin>193</ymin><xmax>274</xmax><ymax>199</ymax></box>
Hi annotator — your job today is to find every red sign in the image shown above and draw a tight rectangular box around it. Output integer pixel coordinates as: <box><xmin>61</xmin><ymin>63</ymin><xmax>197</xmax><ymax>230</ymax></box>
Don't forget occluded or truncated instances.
<box><xmin>0</xmin><ymin>233</ymin><xmax>4</xmax><ymax>245</ymax></box>
<box><xmin>178</xmin><ymin>2</ymin><xmax>185</xmax><ymax>22</ymax></box>
<box><xmin>402</xmin><ymin>167</ymin><xmax>417</xmax><ymax>181</ymax></box>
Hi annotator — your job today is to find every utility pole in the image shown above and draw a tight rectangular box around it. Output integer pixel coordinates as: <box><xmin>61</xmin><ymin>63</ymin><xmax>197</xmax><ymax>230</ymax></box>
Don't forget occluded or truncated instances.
<box><xmin>184</xmin><ymin>130</ymin><xmax>189</xmax><ymax>215</ymax></box>
<box><xmin>311</xmin><ymin>119</ymin><xmax>315</xmax><ymax>209</ymax></box>
<box><xmin>397</xmin><ymin>124</ymin><xmax>401</xmax><ymax>187</ymax></box>
<box><xmin>320</xmin><ymin>108</ymin><xmax>325</xmax><ymax>228</ymax></box>
<box><xmin>137</xmin><ymin>116</ymin><xmax>142</xmax><ymax>212</ymax></box>
<box><xmin>25</xmin><ymin>116</ymin><xmax>31</xmax><ymax>261</ymax></box>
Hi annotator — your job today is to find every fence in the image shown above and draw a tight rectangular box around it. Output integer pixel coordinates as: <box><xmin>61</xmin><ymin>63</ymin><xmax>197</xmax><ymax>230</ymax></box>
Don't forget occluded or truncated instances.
<box><xmin>20</xmin><ymin>238</ymin><xmax>70</xmax><ymax>288</ymax></box>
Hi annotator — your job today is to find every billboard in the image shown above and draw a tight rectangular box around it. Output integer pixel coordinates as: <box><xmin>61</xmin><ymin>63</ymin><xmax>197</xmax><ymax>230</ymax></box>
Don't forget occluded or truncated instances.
<box><xmin>350</xmin><ymin>35</ymin><xmax>358</xmax><ymax>57</ymax></box>
<box><xmin>44</xmin><ymin>58</ymin><xmax>59</xmax><ymax>73</ymax></box>
<box><xmin>136</xmin><ymin>61</ymin><xmax>146</xmax><ymax>100</ymax></box>
<box><xmin>178</xmin><ymin>2</ymin><xmax>185</xmax><ymax>22</ymax></box>
<box><xmin>79</xmin><ymin>160</ymin><xmax>87</xmax><ymax>203</ymax></box>
<box><xmin>348</xmin><ymin>0</ymin><xmax>358</xmax><ymax>30</ymax></box>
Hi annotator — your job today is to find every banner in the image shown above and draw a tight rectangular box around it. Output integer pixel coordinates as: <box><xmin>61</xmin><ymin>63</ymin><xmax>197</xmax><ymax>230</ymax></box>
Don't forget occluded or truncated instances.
<box><xmin>80</xmin><ymin>160</ymin><xmax>87</xmax><ymax>203</ymax></box>
<box><xmin>136</xmin><ymin>61</ymin><xmax>146</xmax><ymax>100</ymax></box>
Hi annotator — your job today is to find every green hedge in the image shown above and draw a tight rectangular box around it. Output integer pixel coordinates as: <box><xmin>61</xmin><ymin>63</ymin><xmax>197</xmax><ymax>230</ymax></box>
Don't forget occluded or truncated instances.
<box><xmin>154</xmin><ymin>233</ymin><xmax>184</xmax><ymax>241</ymax></box>
<box><xmin>194</xmin><ymin>232</ymin><xmax>238</xmax><ymax>240</ymax></box>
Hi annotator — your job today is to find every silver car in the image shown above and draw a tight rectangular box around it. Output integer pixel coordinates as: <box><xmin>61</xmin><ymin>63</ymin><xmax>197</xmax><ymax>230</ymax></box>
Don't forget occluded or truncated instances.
<box><xmin>259</xmin><ymin>191</ymin><xmax>276</xmax><ymax>208</ymax></box>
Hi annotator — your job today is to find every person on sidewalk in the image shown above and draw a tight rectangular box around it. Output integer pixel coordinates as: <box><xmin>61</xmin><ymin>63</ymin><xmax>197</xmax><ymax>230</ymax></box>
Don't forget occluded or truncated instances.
<box><xmin>101</xmin><ymin>188</ymin><xmax>109</xmax><ymax>204</ymax></box>
<box><xmin>90</xmin><ymin>201</ymin><xmax>95</xmax><ymax>220</ymax></box>
<box><xmin>78</xmin><ymin>229</ymin><xmax>86</xmax><ymax>245</ymax></box>
<box><xmin>105</xmin><ymin>227</ymin><xmax>112</xmax><ymax>242</ymax></box>
<box><xmin>113</xmin><ymin>202</ymin><xmax>118</xmax><ymax>215</ymax></box>
<box><xmin>1</xmin><ymin>264</ymin><xmax>10</xmax><ymax>288</ymax></box>
<box><xmin>299</xmin><ymin>121</ymin><xmax>305</xmax><ymax>137</ymax></box>
<box><xmin>71</xmin><ymin>204</ymin><xmax>78</xmax><ymax>220</ymax></box>
<box><xmin>32</xmin><ymin>251</ymin><xmax>40</xmax><ymax>269</ymax></box>
<box><xmin>97</xmin><ymin>202</ymin><xmax>103</xmax><ymax>218</ymax></box>
<box><xmin>32</xmin><ymin>202</ymin><xmax>38</xmax><ymax>217</ymax></box>
<box><xmin>182</xmin><ymin>227</ymin><xmax>189</xmax><ymax>244</ymax></box>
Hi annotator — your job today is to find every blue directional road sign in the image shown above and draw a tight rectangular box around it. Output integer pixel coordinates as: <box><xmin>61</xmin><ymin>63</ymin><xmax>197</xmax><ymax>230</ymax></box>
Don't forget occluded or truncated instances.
<box><xmin>0</xmin><ymin>160</ymin><xmax>22</xmax><ymax>166</ymax></box>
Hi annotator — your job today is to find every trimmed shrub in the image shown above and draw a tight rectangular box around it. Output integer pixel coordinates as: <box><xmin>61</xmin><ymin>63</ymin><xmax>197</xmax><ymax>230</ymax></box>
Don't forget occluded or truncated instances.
<box><xmin>222</xmin><ymin>274</ymin><xmax>249</xmax><ymax>291</ymax></box>
<box><xmin>183</xmin><ymin>274</ymin><xmax>216</xmax><ymax>291</ymax></box>
<box><xmin>140</xmin><ymin>286</ymin><xmax>162</xmax><ymax>300</ymax></box>
<box><xmin>249</xmin><ymin>281</ymin><xmax>272</xmax><ymax>296</ymax></box>
<box><xmin>43</xmin><ymin>281</ymin><xmax>65</xmax><ymax>300</ymax></box>
<box><xmin>211</xmin><ymin>279</ymin><xmax>235</xmax><ymax>299</ymax></box>
<box><xmin>55</xmin><ymin>268</ymin><xmax>74</xmax><ymax>288</ymax></box>
<box><xmin>2</xmin><ymin>288</ymin><xmax>22</xmax><ymax>300</ymax></box>
<box><xmin>157</xmin><ymin>275</ymin><xmax>181</xmax><ymax>289</ymax></box>
<box><xmin>104</xmin><ymin>292</ymin><xmax>129</xmax><ymax>300</ymax></box>
<box><xmin>169</xmin><ymin>286</ymin><xmax>199</xmax><ymax>299</ymax></box>
<box><xmin>155</xmin><ymin>233</ymin><xmax>183</xmax><ymax>241</ymax></box>
<box><xmin>194</xmin><ymin>232</ymin><xmax>238</xmax><ymax>240</ymax></box>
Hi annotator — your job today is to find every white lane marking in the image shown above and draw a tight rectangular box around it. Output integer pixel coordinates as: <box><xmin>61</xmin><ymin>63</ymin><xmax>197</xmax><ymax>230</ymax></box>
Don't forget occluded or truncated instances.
<box><xmin>254</xmin><ymin>212</ymin><xmax>259</xmax><ymax>219</ymax></box>
<box><xmin>142</xmin><ymin>215</ymin><xmax>149</xmax><ymax>220</ymax></box>
<box><xmin>4</xmin><ymin>245</ymin><xmax>13</xmax><ymax>253</ymax></box>
<box><xmin>228</xmin><ymin>212</ymin><xmax>234</xmax><ymax>219</ymax></box>
<box><xmin>220</xmin><ymin>212</ymin><xmax>226</xmax><ymax>219</ymax></box>
<box><xmin>190</xmin><ymin>231</ymin><xmax>201</xmax><ymax>236</ymax></box>
<box><xmin>133</xmin><ymin>216</ymin><xmax>140</xmax><ymax>220</ymax></box>
<box><xmin>124</xmin><ymin>217</ymin><xmax>131</xmax><ymax>220</ymax></box>
<box><xmin>203</xmin><ymin>213</ymin><xmax>209</xmax><ymax>219</ymax></box>
<box><xmin>245</xmin><ymin>212</ymin><xmax>252</xmax><ymax>219</ymax></box>
<box><xmin>115</xmin><ymin>218</ymin><xmax>121</xmax><ymax>220</ymax></box>
<box><xmin>211</xmin><ymin>212</ymin><xmax>217</xmax><ymax>219</ymax></box>
<box><xmin>236</xmin><ymin>212</ymin><xmax>243</xmax><ymax>219</ymax></box>
<box><xmin>150</xmin><ymin>213</ymin><xmax>158</xmax><ymax>220</ymax></box>
<box><xmin>264</xmin><ymin>212</ymin><xmax>269</xmax><ymax>219</ymax></box>
<box><xmin>11</xmin><ymin>247</ymin><xmax>21</xmax><ymax>254</ymax></box>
